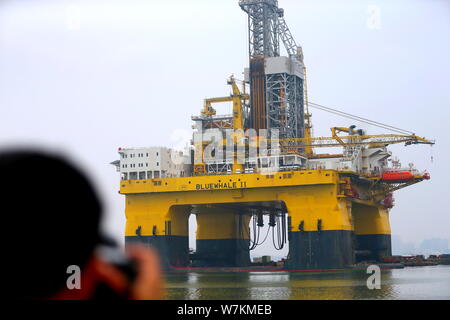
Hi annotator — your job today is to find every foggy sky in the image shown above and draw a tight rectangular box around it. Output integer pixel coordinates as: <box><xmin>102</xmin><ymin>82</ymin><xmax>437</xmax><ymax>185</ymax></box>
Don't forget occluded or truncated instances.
<box><xmin>1</xmin><ymin>0</ymin><xmax>449</xmax><ymax>257</ymax></box>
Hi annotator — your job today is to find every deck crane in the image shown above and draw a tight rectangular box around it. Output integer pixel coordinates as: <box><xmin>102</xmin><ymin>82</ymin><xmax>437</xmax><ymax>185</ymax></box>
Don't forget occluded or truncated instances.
<box><xmin>193</xmin><ymin>76</ymin><xmax>249</xmax><ymax>175</ymax></box>
<box><xmin>278</xmin><ymin>130</ymin><xmax>434</xmax><ymax>150</ymax></box>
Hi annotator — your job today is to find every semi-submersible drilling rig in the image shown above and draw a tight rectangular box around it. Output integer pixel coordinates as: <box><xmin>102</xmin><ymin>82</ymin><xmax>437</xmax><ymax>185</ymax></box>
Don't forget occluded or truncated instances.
<box><xmin>113</xmin><ymin>0</ymin><xmax>434</xmax><ymax>270</ymax></box>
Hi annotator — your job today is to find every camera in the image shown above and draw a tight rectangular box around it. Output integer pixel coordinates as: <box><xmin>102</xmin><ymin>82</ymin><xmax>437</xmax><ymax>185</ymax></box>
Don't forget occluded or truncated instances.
<box><xmin>96</xmin><ymin>243</ymin><xmax>137</xmax><ymax>283</ymax></box>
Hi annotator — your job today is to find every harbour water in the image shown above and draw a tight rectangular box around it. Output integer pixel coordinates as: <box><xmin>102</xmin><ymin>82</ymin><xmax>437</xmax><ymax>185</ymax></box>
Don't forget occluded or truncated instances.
<box><xmin>165</xmin><ymin>265</ymin><xmax>450</xmax><ymax>300</ymax></box>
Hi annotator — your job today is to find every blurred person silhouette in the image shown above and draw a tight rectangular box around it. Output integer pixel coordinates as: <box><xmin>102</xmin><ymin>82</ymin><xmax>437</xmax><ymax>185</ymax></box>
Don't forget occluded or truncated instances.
<box><xmin>0</xmin><ymin>149</ymin><xmax>163</xmax><ymax>300</ymax></box>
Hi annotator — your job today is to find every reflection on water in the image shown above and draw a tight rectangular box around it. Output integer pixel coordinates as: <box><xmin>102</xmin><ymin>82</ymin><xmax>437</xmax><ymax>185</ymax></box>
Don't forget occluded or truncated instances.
<box><xmin>164</xmin><ymin>265</ymin><xmax>450</xmax><ymax>300</ymax></box>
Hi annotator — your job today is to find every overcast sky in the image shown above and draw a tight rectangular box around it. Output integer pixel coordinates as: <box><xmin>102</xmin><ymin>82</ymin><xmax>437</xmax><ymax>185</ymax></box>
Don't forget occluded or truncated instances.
<box><xmin>1</xmin><ymin>0</ymin><xmax>449</xmax><ymax>257</ymax></box>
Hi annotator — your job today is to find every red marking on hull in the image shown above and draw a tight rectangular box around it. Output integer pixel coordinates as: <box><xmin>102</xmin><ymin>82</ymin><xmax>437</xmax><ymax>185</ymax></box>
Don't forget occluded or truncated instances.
<box><xmin>165</xmin><ymin>266</ymin><xmax>399</xmax><ymax>273</ymax></box>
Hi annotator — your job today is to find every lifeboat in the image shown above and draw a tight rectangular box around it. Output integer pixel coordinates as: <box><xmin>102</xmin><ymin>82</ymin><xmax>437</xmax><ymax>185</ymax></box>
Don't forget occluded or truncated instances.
<box><xmin>381</xmin><ymin>171</ymin><xmax>415</xmax><ymax>183</ymax></box>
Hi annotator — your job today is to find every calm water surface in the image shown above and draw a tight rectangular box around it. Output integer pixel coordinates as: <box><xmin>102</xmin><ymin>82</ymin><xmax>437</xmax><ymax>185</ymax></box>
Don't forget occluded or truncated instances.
<box><xmin>164</xmin><ymin>265</ymin><xmax>450</xmax><ymax>300</ymax></box>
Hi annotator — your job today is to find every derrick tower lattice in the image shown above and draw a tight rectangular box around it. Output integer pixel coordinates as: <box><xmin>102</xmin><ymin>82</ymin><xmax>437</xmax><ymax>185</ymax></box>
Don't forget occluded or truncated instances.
<box><xmin>239</xmin><ymin>0</ymin><xmax>305</xmax><ymax>141</ymax></box>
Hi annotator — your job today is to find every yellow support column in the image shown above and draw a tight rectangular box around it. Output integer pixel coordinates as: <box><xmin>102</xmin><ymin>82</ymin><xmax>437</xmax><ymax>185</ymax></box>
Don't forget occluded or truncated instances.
<box><xmin>124</xmin><ymin>194</ymin><xmax>191</xmax><ymax>269</ymax></box>
<box><xmin>194</xmin><ymin>206</ymin><xmax>251</xmax><ymax>267</ymax></box>
<box><xmin>282</xmin><ymin>186</ymin><xmax>355</xmax><ymax>269</ymax></box>
<box><xmin>352</xmin><ymin>203</ymin><xmax>392</xmax><ymax>262</ymax></box>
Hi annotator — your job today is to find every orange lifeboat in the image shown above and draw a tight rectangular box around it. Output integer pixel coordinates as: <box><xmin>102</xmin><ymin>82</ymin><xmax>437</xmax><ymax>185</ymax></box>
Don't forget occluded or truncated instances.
<box><xmin>381</xmin><ymin>171</ymin><xmax>415</xmax><ymax>183</ymax></box>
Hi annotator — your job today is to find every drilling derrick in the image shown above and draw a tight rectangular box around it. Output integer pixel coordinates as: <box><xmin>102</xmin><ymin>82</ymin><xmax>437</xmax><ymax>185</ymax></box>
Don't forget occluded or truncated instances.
<box><xmin>239</xmin><ymin>0</ymin><xmax>305</xmax><ymax>140</ymax></box>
